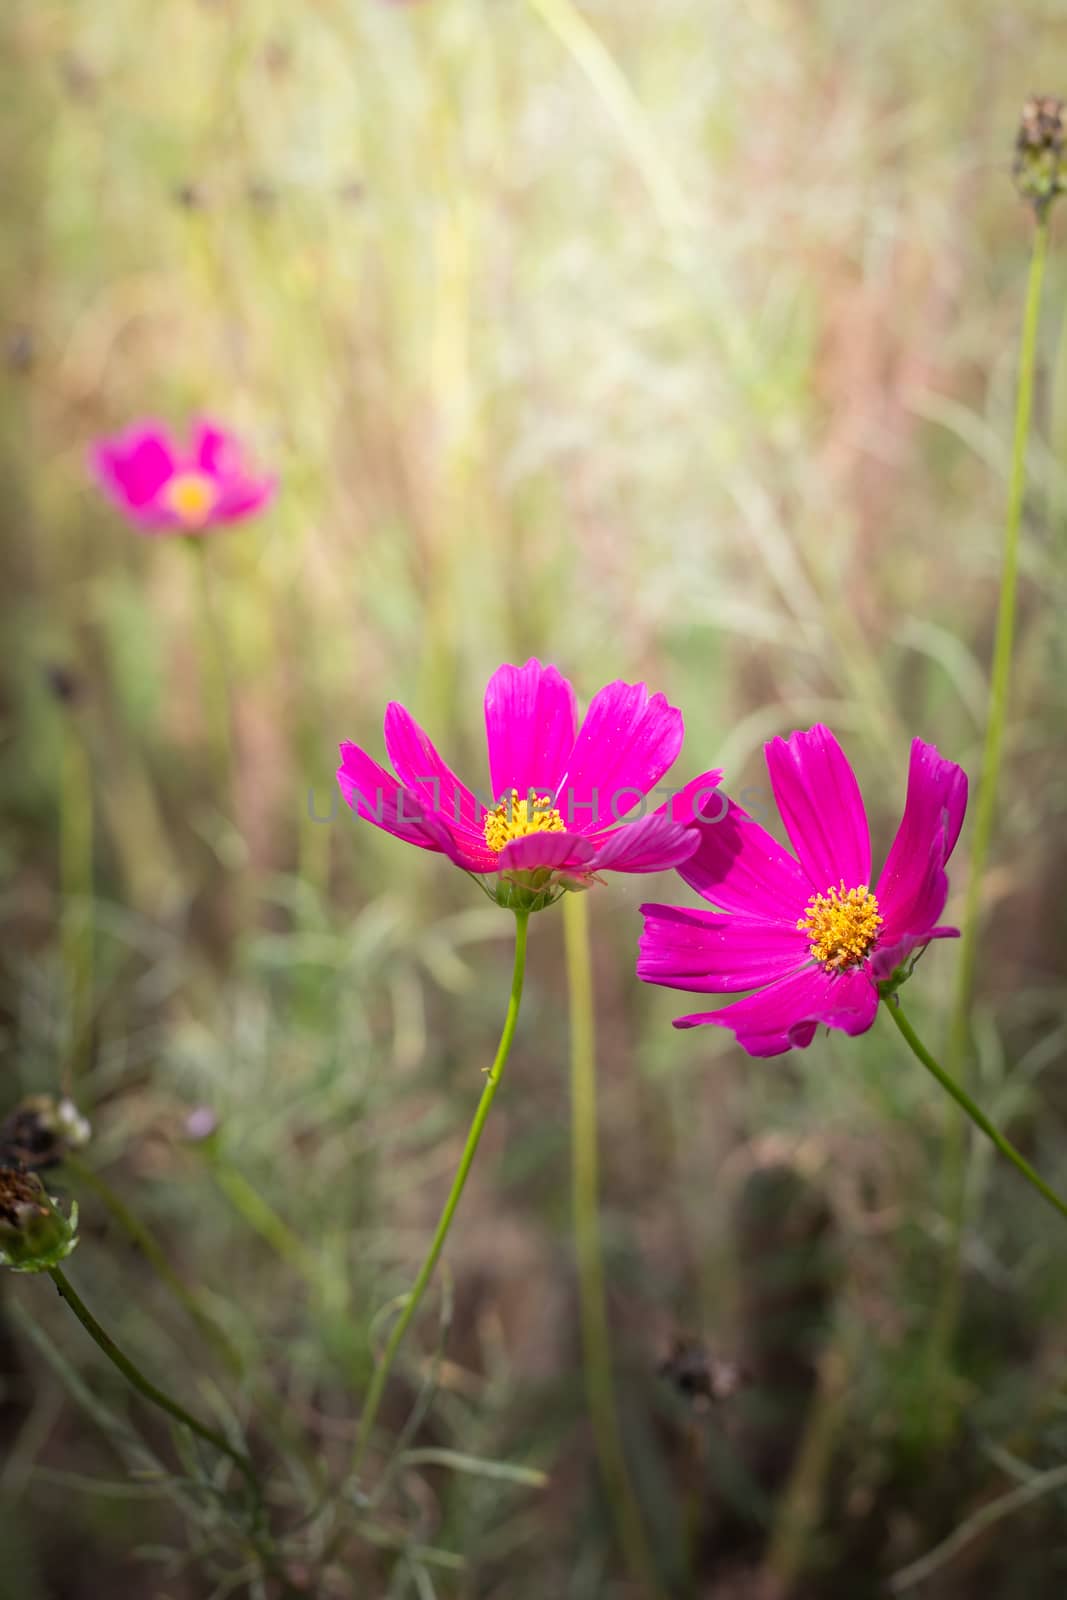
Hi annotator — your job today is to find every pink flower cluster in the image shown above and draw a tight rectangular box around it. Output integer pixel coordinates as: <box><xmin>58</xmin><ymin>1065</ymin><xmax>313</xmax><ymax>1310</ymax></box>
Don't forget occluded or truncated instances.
<box><xmin>338</xmin><ymin>663</ymin><xmax>967</xmax><ymax>1054</ymax></box>
<box><xmin>89</xmin><ymin>422</ymin><xmax>967</xmax><ymax>1057</ymax></box>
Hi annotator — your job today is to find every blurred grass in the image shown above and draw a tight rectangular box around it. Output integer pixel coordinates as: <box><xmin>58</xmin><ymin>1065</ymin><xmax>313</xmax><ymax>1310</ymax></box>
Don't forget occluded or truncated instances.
<box><xmin>4</xmin><ymin>0</ymin><xmax>1067</xmax><ymax>1595</ymax></box>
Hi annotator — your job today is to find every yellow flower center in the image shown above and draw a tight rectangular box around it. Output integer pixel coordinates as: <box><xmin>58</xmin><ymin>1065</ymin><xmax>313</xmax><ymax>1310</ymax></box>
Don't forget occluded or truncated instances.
<box><xmin>162</xmin><ymin>471</ymin><xmax>217</xmax><ymax>527</ymax></box>
<box><xmin>798</xmin><ymin>883</ymin><xmax>883</xmax><ymax>971</ymax></box>
<box><xmin>483</xmin><ymin>790</ymin><xmax>566</xmax><ymax>853</ymax></box>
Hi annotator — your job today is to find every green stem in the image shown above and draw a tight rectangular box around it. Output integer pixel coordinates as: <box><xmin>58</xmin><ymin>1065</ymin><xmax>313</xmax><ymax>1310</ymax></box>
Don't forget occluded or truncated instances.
<box><xmin>211</xmin><ymin>1160</ymin><xmax>309</xmax><ymax>1274</ymax></box>
<box><xmin>351</xmin><ymin>908</ymin><xmax>530</xmax><ymax>1479</ymax></box>
<box><xmin>188</xmin><ymin>538</ymin><xmax>239</xmax><ymax>816</ymax></box>
<box><xmin>59</xmin><ymin>727</ymin><xmax>93</xmax><ymax>1098</ymax></box>
<box><xmin>937</xmin><ymin>212</ymin><xmax>1050</xmax><ymax>1356</ymax></box>
<box><xmin>47</xmin><ymin>1263</ymin><xmax>261</xmax><ymax>1502</ymax></box>
<box><xmin>66</xmin><ymin>1158</ymin><xmax>330</xmax><ymax>1496</ymax></box>
<box><xmin>883</xmin><ymin>996</ymin><xmax>1067</xmax><ymax>1226</ymax></box>
<box><xmin>563</xmin><ymin>891</ymin><xmax>663</xmax><ymax>1598</ymax></box>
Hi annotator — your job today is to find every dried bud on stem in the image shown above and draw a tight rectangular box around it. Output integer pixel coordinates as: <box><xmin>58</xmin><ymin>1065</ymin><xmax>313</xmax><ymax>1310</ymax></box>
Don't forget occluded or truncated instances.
<box><xmin>1014</xmin><ymin>95</ymin><xmax>1067</xmax><ymax>216</ymax></box>
<box><xmin>0</xmin><ymin>1096</ymin><xmax>91</xmax><ymax>1172</ymax></box>
<box><xmin>0</xmin><ymin>1167</ymin><xmax>79</xmax><ymax>1272</ymax></box>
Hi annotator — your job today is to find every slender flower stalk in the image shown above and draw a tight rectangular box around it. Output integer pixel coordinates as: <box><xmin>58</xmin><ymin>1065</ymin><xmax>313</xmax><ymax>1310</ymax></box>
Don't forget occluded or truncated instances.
<box><xmin>189</xmin><ymin>537</ymin><xmax>241</xmax><ymax>818</ymax></box>
<box><xmin>210</xmin><ymin>1158</ymin><xmax>309</xmax><ymax>1273</ymax></box>
<box><xmin>351</xmin><ymin>908</ymin><xmax>531</xmax><ymax>1478</ymax></box>
<box><xmin>563</xmin><ymin>890</ymin><xmax>662</xmax><ymax>1597</ymax></box>
<box><xmin>58</xmin><ymin>704</ymin><xmax>93</xmax><ymax>1098</ymax></box>
<box><xmin>938</xmin><ymin>204</ymin><xmax>1053</xmax><ymax>1362</ymax></box>
<box><xmin>46</xmin><ymin>1262</ymin><xmax>261</xmax><ymax>1502</ymax></box>
<box><xmin>883</xmin><ymin>994</ymin><xmax>1067</xmax><ymax>1226</ymax></box>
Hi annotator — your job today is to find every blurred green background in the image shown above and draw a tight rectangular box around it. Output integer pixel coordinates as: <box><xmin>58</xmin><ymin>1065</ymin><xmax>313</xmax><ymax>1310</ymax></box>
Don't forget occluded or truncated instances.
<box><xmin>4</xmin><ymin>1</ymin><xmax>1067</xmax><ymax>1595</ymax></box>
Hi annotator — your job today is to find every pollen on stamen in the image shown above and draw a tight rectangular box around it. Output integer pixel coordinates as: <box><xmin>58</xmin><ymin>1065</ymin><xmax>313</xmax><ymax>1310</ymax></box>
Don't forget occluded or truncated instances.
<box><xmin>162</xmin><ymin>470</ymin><xmax>218</xmax><ymax>528</ymax></box>
<box><xmin>483</xmin><ymin>789</ymin><xmax>565</xmax><ymax>853</ymax></box>
<box><xmin>798</xmin><ymin>882</ymin><xmax>882</xmax><ymax>971</ymax></box>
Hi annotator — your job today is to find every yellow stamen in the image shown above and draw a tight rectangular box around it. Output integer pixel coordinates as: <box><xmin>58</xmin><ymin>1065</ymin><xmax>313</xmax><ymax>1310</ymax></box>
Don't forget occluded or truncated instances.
<box><xmin>162</xmin><ymin>471</ymin><xmax>217</xmax><ymax>528</ymax></box>
<box><xmin>798</xmin><ymin>882</ymin><xmax>883</xmax><ymax>971</ymax></box>
<box><xmin>483</xmin><ymin>790</ymin><xmax>565</xmax><ymax>853</ymax></box>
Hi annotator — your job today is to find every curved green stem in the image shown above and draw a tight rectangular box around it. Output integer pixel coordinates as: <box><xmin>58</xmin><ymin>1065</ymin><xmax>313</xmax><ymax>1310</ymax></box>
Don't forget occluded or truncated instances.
<box><xmin>947</xmin><ymin>213</ymin><xmax>1048</xmax><ymax>1081</ymax></box>
<box><xmin>64</xmin><ymin>1155</ymin><xmax>243</xmax><ymax>1376</ymax></box>
<box><xmin>351</xmin><ymin>908</ymin><xmax>530</xmax><ymax>1479</ymax></box>
<box><xmin>47</xmin><ymin>1263</ymin><xmax>261</xmax><ymax>1502</ymax></box>
<box><xmin>937</xmin><ymin>213</ymin><xmax>1050</xmax><ymax>1356</ymax></box>
<box><xmin>563</xmin><ymin>891</ymin><xmax>663</xmax><ymax>1596</ymax></box>
<box><xmin>883</xmin><ymin>996</ymin><xmax>1067</xmax><ymax>1226</ymax></box>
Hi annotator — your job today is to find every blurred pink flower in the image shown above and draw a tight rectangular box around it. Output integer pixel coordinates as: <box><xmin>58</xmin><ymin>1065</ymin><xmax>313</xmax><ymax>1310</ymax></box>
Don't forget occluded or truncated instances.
<box><xmin>639</xmin><ymin>725</ymin><xmax>968</xmax><ymax>1055</ymax></box>
<box><xmin>337</xmin><ymin>658</ymin><xmax>722</xmax><ymax>907</ymax></box>
<box><xmin>90</xmin><ymin>419</ymin><xmax>275</xmax><ymax>534</ymax></box>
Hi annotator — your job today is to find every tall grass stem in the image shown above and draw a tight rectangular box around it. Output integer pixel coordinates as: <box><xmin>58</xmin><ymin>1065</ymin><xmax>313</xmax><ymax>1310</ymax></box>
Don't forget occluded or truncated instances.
<box><xmin>189</xmin><ymin>538</ymin><xmax>240</xmax><ymax>819</ymax></box>
<box><xmin>526</xmin><ymin>0</ymin><xmax>689</xmax><ymax>230</ymax></box>
<box><xmin>59</xmin><ymin>728</ymin><xmax>93</xmax><ymax>1097</ymax></box>
<box><xmin>936</xmin><ymin>214</ymin><xmax>1051</xmax><ymax>1361</ymax></box>
<box><xmin>562</xmin><ymin>890</ymin><xmax>664</xmax><ymax>1598</ymax></box>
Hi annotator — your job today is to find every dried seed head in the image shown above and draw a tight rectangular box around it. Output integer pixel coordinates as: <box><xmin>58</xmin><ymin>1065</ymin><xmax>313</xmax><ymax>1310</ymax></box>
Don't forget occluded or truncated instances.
<box><xmin>1014</xmin><ymin>95</ymin><xmax>1067</xmax><ymax>216</ymax></box>
<box><xmin>658</xmin><ymin>1335</ymin><xmax>750</xmax><ymax>1411</ymax></box>
<box><xmin>0</xmin><ymin>1096</ymin><xmax>92</xmax><ymax>1172</ymax></box>
<box><xmin>43</xmin><ymin>664</ymin><xmax>84</xmax><ymax>706</ymax></box>
<box><xmin>0</xmin><ymin>1167</ymin><xmax>79</xmax><ymax>1273</ymax></box>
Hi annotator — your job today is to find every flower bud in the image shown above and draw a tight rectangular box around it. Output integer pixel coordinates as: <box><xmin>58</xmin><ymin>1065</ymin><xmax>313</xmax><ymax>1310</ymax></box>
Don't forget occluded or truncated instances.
<box><xmin>183</xmin><ymin>1104</ymin><xmax>220</xmax><ymax>1144</ymax></box>
<box><xmin>0</xmin><ymin>1095</ymin><xmax>91</xmax><ymax>1172</ymax></box>
<box><xmin>0</xmin><ymin>1167</ymin><xmax>79</xmax><ymax>1272</ymax></box>
<box><xmin>1014</xmin><ymin>95</ymin><xmax>1067</xmax><ymax>216</ymax></box>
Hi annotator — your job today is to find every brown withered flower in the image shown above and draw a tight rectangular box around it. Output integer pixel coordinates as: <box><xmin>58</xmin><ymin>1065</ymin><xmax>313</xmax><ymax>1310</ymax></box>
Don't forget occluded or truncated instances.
<box><xmin>0</xmin><ymin>1096</ymin><xmax>91</xmax><ymax>1173</ymax></box>
<box><xmin>0</xmin><ymin>1166</ymin><xmax>79</xmax><ymax>1272</ymax></box>
<box><xmin>658</xmin><ymin>1334</ymin><xmax>750</xmax><ymax>1413</ymax></box>
<box><xmin>1014</xmin><ymin>95</ymin><xmax>1067</xmax><ymax>215</ymax></box>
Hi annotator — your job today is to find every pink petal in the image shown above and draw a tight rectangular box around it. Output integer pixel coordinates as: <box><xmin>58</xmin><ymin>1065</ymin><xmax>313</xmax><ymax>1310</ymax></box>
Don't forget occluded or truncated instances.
<box><xmin>214</xmin><ymin>477</ymin><xmax>277</xmax><ymax>522</ymax></box>
<box><xmin>192</xmin><ymin>419</ymin><xmax>243</xmax><ymax>478</ymax></box>
<box><xmin>337</xmin><ymin>743</ymin><xmax>454</xmax><ymax>854</ymax></box>
<box><xmin>653</xmin><ymin>769</ymin><xmax>725</xmax><ymax>825</ymax></box>
<box><xmin>589</xmin><ymin>813</ymin><xmax>701</xmax><ymax>874</ymax></box>
<box><xmin>678</xmin><ymin>794</ymin><xmax>812</xmax><ymax>922</ymax></box>
<box><xmin>556</xmin><ymin>680</ymin><xmax>684</xmax><ymax>833</ymax></box>
<box><xmin>435</xmin><ymin>828</ymin><xmax>501</xmax><ymax>874</ymax></box>
<box><xmin>874</xmin><ymin>738</ymin><xmax>968</xmax><ymax>949</ymax></box>
<box><xmin>871</xmin><ymin>923</ymin><xmax>959</xmax><ymax>982</ymax></box>
<box><xmin>497</xmin><ymin>830</ymin><xmax>597</xmax><ymax>873</ymax></box>
<box><xmin>483</xmin><ymin>660</ymin><xmax>578</xmax><ymax>803</ymax></box>
<box><xmin>638</xmin><ymin>904</ymin><xmax>808</xmax><ymax>992</ymax></box>
<box><xmin>765</xmin><ymin>725</ymin><xmax>871</xmax><ymax>893</ymax></box>
<box><xmin>90</xmin><ymin>424</ymin><xmax>178</xmax><ymax>513</ymax></box>
<box><xmin>384</xmin><ymin>703</ymin><xmax>486</xmax><ymax>831</ymax></box>
<box><xmin>674</xmin><ymin>963</ymin><xmax>879</xmax><ymax>1057</ymax></box>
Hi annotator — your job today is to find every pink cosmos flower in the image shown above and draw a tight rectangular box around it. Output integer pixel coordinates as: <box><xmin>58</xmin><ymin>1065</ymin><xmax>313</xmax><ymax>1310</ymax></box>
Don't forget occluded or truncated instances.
<box><xmin>638</xmin><ymin>725</ymin><xmax>968</xmax><ymax>1056</ymax></box>
<box><xmin>90</xmin><ymin>419</ymin><xmax>275</xmax><ymax>534</ymax></box>
<box><xmin>337</xmin><ymin>659</ymin><xmax>722</xmax><ymax>908</ymax></box>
